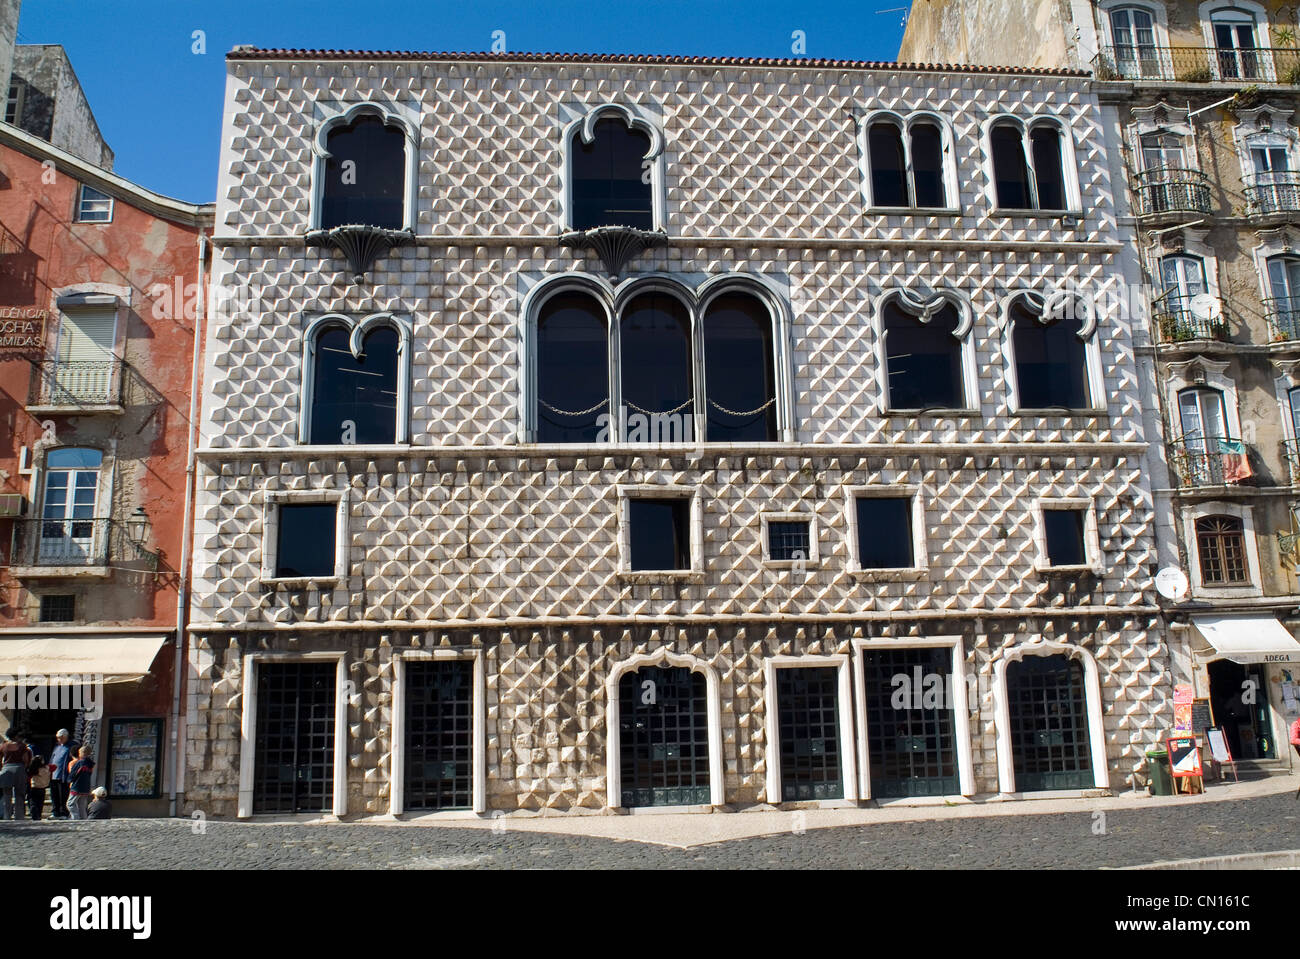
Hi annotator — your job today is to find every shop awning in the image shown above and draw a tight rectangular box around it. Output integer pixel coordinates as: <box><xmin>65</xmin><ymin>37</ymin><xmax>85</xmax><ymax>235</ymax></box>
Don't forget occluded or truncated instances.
<box><xmin>1191</xmin><ymin>615</ymin><xmax>1300</xmax><ymax>665</ymax></box>
<box><xmin>0</xmin><ymin>635</ymin><xmax>168</xmax><ymax>684</ymax></box>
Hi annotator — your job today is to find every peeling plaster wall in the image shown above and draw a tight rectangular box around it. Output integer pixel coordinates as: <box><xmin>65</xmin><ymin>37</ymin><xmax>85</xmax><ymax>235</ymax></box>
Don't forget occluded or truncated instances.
<box><xmin>9</xmin><ymin>45</ymin><xmax>113</xmax><ymax>170</ymax></box>
<box><xmin>900</xmin><ymin>0</ymin><xmax>1075</xmax><ymax>69</ymax></box>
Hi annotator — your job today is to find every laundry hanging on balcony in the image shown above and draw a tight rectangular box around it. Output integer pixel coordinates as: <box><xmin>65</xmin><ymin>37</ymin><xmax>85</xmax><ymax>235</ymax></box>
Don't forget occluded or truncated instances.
<box><xmin>1217</xmin><ymin>438</ymin><xmax>1253</xmax><ymax>483</ymax></box>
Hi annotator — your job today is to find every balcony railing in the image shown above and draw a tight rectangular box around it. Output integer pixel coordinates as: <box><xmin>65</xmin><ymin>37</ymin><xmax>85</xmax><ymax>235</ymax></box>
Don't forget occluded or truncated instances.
<box><xmin>1283</xmin><ymin>439</ymin><xmax>1300</xmax><ymax>485</ymax></box>
<box><xmin>1095</xmin><ymin>45</ymin><xmax>1300</xmax><ymax>83</ymax></box>
<box><xmin>10</xmin><ymin>517</ymin><xmax>158</xmax><ymax>572</ymax></box>
<box><xmin>1246</xmin><ymin>175</ymin><xmax>1300</xmax><ymax>215</ymax></box>
<box><xmin>1154</xmin><ymin>304</ymin><xmax>1229</xmax><ymax>343</ymax></box>
<box><xmin>1132</xmin><ymin>168</ymin><xmax>1213</xmax><ymax>217</ymax></box>
<box><xmin>1168</xmin><ymin>436</ymin><xmax>1255</xmax><ymax>488</ymax></box>
<box><xmin>1264</xmin><ymin>296</ymin><xmax>1300</xmax><ymax>342</ymax></box>
<box><xmin>27</xmin><ymin>359</ymin><xmax>123</xmax><ymax>409</ymax></box>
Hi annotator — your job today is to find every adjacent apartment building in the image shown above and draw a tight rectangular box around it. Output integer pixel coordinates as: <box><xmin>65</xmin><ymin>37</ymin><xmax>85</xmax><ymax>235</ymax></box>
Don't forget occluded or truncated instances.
<box><xmin>904</xmin><ymin>0</ymin><xmax>1300</xmax><ymax>769</ymax></box>
<box><xmin>181</xmin><ymin>47</ymin><xmax>1167</xmax><ymax>819</ymax></box>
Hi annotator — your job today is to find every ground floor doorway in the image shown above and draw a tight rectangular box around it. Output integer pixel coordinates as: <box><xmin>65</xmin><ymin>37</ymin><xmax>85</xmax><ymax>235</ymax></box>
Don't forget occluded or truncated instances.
<box><xmin>1207</xmin><ymin>658</ymin><xmax>1275</xmax><ymax>759</ymax></box>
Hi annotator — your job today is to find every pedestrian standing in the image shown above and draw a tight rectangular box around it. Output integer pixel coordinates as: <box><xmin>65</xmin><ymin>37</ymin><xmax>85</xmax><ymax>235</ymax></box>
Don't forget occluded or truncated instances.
<box><xmin>65</xmin><ymin>746</ymin><xmax>95</xmax><ymax>821</ymax></box>
<box><xmin>27</xmin><ymin>754</ymin><xmax>50</xmax><ymax>821</ymax></box>
<box><xmin>0</xmin><ymin>729</ymin><xmax>31</xmax><ymax>821</ymax></box>
<box><xmin>48</xmin><ymin>729</ymin><xmax>75</xmax><ymax>820</ymax></box>
<box><xmin>86</xmin><ymin>787</ymin><xmax>112</xmax><ymax>820</ymax></box>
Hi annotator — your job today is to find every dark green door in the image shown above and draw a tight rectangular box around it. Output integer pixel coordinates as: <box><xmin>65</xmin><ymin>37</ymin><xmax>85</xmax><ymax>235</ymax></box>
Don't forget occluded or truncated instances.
<box><xmin>253</xmin><ymin>662</ymin><xmax>336</xmax><ymax>814</ymax></box>
<box><xmin>862</xmin><ymin>646</ymin><xmax>960</xmax><ymax>798</ymax></box>
<box><xmin>618</xmin><ymin>666</ymin><xmax>710</xmax><ymax>807</ymax></box>
<box><xmin>405</xmin><ymin>660</ymin><xmax>474</xmax><ymax>810</ymax></box>
<box><xmin>1007</xmin><ymin>654</ymin><xmax>1094</xmax><ymax>791</ymax></box>
<box><xmin>776</xmin><ymin>667</ymin><xmax>843</xmax><ymax>801</ymax></box>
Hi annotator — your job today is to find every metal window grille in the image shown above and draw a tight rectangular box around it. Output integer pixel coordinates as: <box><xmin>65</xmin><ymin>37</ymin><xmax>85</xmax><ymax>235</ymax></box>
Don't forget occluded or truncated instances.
<box><xmin>776</xmin><ymin>667</ymin><xmax>843</xmax><ymax>801</ymax></box>
<box><xmin>618</xmin><ymin>666</ymin><xmax>710</xmax><ymax>807</ymax></box>
<box><xmin>403</xmin><ymin>660</ymin><xmax>474</xmax><ymax>810</ymax></box>
<box><xmin>1006</xmin><ymin>654</ymin><xmax>1093</xmax><ymax>792</ymax></box>
<box><xmin>39</xmin><ymin>594</ymin><xmax>75</xmax><ymax>623</ymax></box>
<box><xmin>253</xmin><ymin>662</ymin><xmax>336</xmax><ymax>814</ymax></box>
<box><xmin>861</xmin><ymin>646</ymin><xmax>959</xmax><ymax>797</ymax></box>
<box><xmin>768</xmin><ymin>520</ymin><xmax>810</xmax><ymax>562</ymax></box>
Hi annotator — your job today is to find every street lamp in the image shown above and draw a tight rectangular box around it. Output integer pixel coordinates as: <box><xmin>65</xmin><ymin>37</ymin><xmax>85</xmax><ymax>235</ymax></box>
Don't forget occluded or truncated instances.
<box><xmin>126</xmin><ymin>506</ymin><xmax>150</xmax><ymax>546</ymax></box>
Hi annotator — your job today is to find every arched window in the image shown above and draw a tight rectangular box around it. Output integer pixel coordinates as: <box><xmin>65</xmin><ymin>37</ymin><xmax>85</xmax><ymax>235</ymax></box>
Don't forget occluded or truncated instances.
<box><xmin>702</xmin><ymin>293</ymin><xmax>777</xmax><ymax>442</ymax></box>
<box><xmin>1195</xmin><ymin>515</ymin><xmax>1248</xmax><ymax>585</ymax></box>
<box><xmin>868</xmin><ymin>121</ymin><xmax>908</xmax><ymax>207</ymax></box>
<box><xmin>1110</xmin><ymin>6</ymin><xmax>1158</xmax><ymax>75</ymax></box>
<box><xmin>619</xmin><ymin>291</ymin><xmax>693</xmax><ymax>429</ymax></box>
<box><xmin>570</xmin><ymin>117</ymin><xmax>654</xmax><ymax>231</ymax></box>
<box><xmin>1010</xmin><ymin>298</ymin><xmax>1091</xmax><ymax>409</ymax></box>
<box><xmin>990</xmin><ymin>119</ymin><xmax>1070</xmax><ymax>211</ymax></box>
<box><xmin>866</xmin><ymin>117</ymin><xmax>949</xmax><ymax>209</ymax></box>
<box><xmin>882</xmin><ymin>300</ymin><xmax>965</xmax><ymax>410</ymax></box>
<box><xmin>1211</xmin><ymin>7</ymin><xmax>1261</xmax><ymax>79</ymax></box>
<box><xmin>307</xmin><ymin>322</ymin><xmax>400</xmax><ymax>444</ymax></box>
<box><xmin>536</xmin><ymin>292</ymin><xmax>610</xmax><ymax>443</ymax></box>
<box><xmin>319</xmin><ymin>113</ymin><xmax>408</xmax><ymax>230</ymax></box>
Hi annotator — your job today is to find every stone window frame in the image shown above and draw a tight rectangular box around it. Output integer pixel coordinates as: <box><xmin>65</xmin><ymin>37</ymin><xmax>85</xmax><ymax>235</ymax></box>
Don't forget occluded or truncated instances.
<box><xmin>854</xmin><ymin>108</ymin><xmax>961</xmax><ymax>214</ymax></box>
<box><xmin>759</xmin><ymin>511</ymin><xmax>820</xmax><ymax>568</ymax></box>
<box><xmin>517</xmin><ymin>270</ymin><xmax>797</xmax><ymax>444</ymax></box>
<box><xmin>998</xmin><ymin>289</ymin><xmax>1106</xmax><ymax>415</ymax></box>
<box><xmin>872</xmin><ymin>286</ymin><xmax>978</xmax><ymax>415</ymax></box>
<box><xmin>258</xmin><ymin>487</ymin><xmax>351</xmax><ymax>586</ymax></box>
<box><xmin>1128</xmin><ymin>101</ymin><xmax>1199</xmax><ymax>175</ymax></box>
<box><xmin>850</xmin><ymin>635</ymin><xmax>976</xmax><ymax>800</ymax></box>
<box><xmin>615</xmin><ymin>483</ymin><xmax>705</xmax><ymax>582</ymax></box>
<box><xmin>762</xmin><ymin>654</ymin><xmax>859</xmax><ymax>805</ymax></box>
<box><xmin>980</xmin><ymin>113</ymin><xmax>1083</xmax><ymax>215</ymax></box>
<box><xmin>389</xmin><ymin>647</ymin><xmax>487</xmax><ymax>817</ymax></box>
<box><xmin>843</xmin><ymin>483</ymin><xmax>930</xmax><ymax>579</ymax></box>
<box><xmin>236</xmin><ymin>650</ymin><xmax>349</xmax><ymax>819</ymax></box>
<box><xmin>1251</xmin><ymin>227</ymin><xmax>1300</xmax><ymax>322</ymax></box>
<box><xmin>1271</xmin><ymin>357</ymin><xmax>1300</xmax><ymax>447</ymax></box>
<box><xmin>559</xmin><ymin>101</ymin><xmax>667</xmax><ymax>233</ymax></box>
<box><xmin>1183</xmin><ymin>499</ymin><xmax>1264</xmax><ymax>599</ymax></box>
<box><xmin>1145</xmin><ymin>227</ymin><xmax>1224</xmax><ymax>326</ymax></box>
<box><xmin>307</xmin><ymin>99</ymin><xmax>420</xmax><ymax>233</ymax></box>
<box><xmin>298</xmin><ymin>311</ymin><xmax>413</xmax><ymax>447</ymax></box>
<box><xmin>1231</xmin><ymin>105</ymin><xmax>1298</xmax><ymax>193</ymax></box>
<box><xmin>603</xmin><ymin>647</ymin><xmax>725</xmax><ymax>810</ymax></box>
<box><xmin>1032</xmin><ymin>495</ymin><xmax>1104</xmax><ymax>573</ymax></box>
<box><xmin>991</xmin><ymin>640</ymin><xmax>1110</xmax><ymax>796</ymax></box>
<box><xmin>1163</xmin><ymin>356</ymin><xmax>1243</xmax><ymax>443</ymax></box>
<box><xmin>1198</xmin><ymin>0</ymin><xmax>1277</xmax><ymax>82</ymax></box>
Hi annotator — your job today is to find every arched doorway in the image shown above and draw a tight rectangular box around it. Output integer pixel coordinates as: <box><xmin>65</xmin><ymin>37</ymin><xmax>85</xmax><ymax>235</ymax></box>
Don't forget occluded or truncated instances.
<box><xmin>616</xmin><ymin>665</ymin><xmax>711</xmax><ymax>807</ymax></box>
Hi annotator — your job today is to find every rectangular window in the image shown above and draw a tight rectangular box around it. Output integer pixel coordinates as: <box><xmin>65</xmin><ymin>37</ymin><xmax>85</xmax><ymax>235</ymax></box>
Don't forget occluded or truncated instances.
<box><xmin>4</xmin><ymin>81</ymin><xmax>22</xmax><ymax>125</ymax></box>
<box><xmin>75</xmin><ymin>184</ymin><xmax>113</xmax><ymax>223</ymax></box>
<box><xmin>39</xmin><ymin>594</ymin><xmax>76</xmax><ymax>622</ymax></box>
<box><xmin>1043</xmin><ymin>508</ymin><xmax>1088</xmax><ymax>567</ymax></box>
<box><xmin>274</xmin><ymin>503</ymin><xmax>338</xmax><ymax>578</ymax></box>
<box><xmin>768</xmin><ymin>520</ymin><xmax>811</xmax><ymax>562</ymax></box>
<box><xmin>628</xmin><ymin>497</ymin><xmax>691</xmax><ymax>571</ymax></box>
<box><xmin>855</xmin><ymin>496</ymin><xmax>914</xmax><ymax>569</ymax></box>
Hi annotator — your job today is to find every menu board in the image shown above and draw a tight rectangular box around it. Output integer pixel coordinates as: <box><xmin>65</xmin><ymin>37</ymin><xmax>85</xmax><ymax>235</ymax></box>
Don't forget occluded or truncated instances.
<box><xmin>106</xmin><ymin>719</ymin><xmax>162</xmax><ymax>798</ymax></box>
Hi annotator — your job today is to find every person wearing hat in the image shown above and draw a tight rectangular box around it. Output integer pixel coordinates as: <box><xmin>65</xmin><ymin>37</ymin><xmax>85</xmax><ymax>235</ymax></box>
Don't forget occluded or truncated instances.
<box><xmin>86</xmin><ymin>786</ymin><xmax>112</xmax><ymax>820</ymax></box>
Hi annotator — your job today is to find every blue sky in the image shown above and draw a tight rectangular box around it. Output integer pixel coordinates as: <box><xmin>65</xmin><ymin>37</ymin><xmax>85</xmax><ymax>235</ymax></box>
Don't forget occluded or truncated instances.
<box><xmin>16</xmin><ymin>0</ymin><xmax>908</xmax><ymax>203</ymax></box>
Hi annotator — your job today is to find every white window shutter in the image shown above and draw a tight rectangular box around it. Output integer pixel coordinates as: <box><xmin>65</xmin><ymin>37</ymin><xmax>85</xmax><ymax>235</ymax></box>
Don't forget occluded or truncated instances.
<box><xmin>56</xmin><ymin>309</ymin><xmax>116</xmax><ymax>363</ymax></box>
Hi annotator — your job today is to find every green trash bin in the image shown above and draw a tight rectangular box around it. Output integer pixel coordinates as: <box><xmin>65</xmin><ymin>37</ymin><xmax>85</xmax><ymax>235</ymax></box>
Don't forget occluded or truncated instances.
<box><xmin>1146</xmin><ymin>749</ymin><xmax>1172</xmax><ymax>796</ymax></box>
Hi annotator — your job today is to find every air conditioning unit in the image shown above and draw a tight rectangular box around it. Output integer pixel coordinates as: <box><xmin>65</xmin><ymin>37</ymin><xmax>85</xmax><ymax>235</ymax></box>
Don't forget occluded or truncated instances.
<box><xmin>0</xmin><ymin>494</ymin><xmax>27</xmax><ymax>517</ymax></box>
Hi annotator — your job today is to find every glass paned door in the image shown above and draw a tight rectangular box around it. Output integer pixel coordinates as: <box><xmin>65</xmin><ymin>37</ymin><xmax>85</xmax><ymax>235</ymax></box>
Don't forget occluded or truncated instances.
<box><xmin>1268</xmin><ymin>257</ymin><xmax>1300</xmax><ymax>338</ymax></box>
<box><xmin>39</xmin><ymin>449</ymin><xmax>101</xmax><ymax>564</ymax></box>
<box><xmin>1289</xmin><ymin>387</ymin><xmax>1300</xmax><ymax>439</ymax></box>
<box><xmin>1251</xmin><ymin>144</ymin><xmax>1293</xmax><ymax>213</ymax></box>
<box><xmin>1178</xmin><ymin>388</ymin><xmax>1229</xmax><ymax>485</ymax></box>
<box><xmin>1214</xmin><ymin>16</ymin><xmax>1261</xmax><ymax>79</ymax></box>
<box><xmin>1007</xmin><ymin>655</ymin><xmax>1094</xmax><ymax>792</ymax></box>
<box><xmin>1159</xmin><ymin>255</ymin><xmax>1206</xmax><ymax>332</ymax></box>
<box><xmin>1111</xmin><ymin>8</ymin><xmax>1158</xmax><ymax>77</ymax></box>
<box><xmin>1140</xmin><ymin>133</ymin><xmax>1185</xmax><ymax>212</ymax></box>
<box><xmin>618</xmin><ymin>666</ymin><xmax>710</xmax><ymax>807</ymax></box>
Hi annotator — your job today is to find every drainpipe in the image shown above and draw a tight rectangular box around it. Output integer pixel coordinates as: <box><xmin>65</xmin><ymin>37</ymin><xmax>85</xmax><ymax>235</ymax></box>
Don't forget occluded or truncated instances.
<box><xmin>169</xmin><ymin>229</ymin><xmax>208</xmax><ymax>818</ymax></box>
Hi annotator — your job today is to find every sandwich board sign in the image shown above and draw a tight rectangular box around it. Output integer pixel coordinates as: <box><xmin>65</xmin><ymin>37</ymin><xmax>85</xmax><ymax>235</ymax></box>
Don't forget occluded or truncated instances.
<box><xmin>1167</xmin><ymin>734</ymin><xmax>1204</xmax><ymax>792</ymax></box>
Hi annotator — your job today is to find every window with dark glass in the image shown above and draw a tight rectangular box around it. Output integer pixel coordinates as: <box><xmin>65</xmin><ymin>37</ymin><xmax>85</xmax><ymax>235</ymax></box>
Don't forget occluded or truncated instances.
<box><xmin>910</xmin><ymin>121</ymin><xmax>946</xmax><ymax>208</ymax></box>
<box><xmin>628</xmin><ymin>498</ymin><xmax>691</xmax><ymax>571</ymax></box>
<box><xmin>275</xmin><ymin>504</ymin><xmax>337</xmax><ymax>579</ymax></box>
<box><xmin>703</xmin><ymin>293</ymin><xmax>777</xmax><ymax>442</ymax></box>
<box><xmin>1030</xmin><ymin>126</ymin><xmax>1066</xmax><ymax>211</ymax></box>
<box><xmin>855</xmin><ymin>497</ymin><xmax>914</xmax><ymax>569</ymax></box>
<box><xmin>39</xmin><ymin>594</ymin><xmax>75</xmax><ymax>623</ymax></box>
<box><xmin>768</xmin><ymin>520</ymin><xmax>811</xmax><ymax>562</ymax></box>
<box><xmin>309</xmin><ymin>325</ymin><xmax>399</xmax><ymax>445</ymax></box>
<box><xmin>320</xmin><ymin>114</ymin><xmax>406</xmax><ymax>230</ymax></box>
<box><xmin>882</xmin><ymin>301</ymin><xmax>964</xmax><ymax>410</ymax></box>
<box><xmin>869</xmin><ymin>121</ymin><xmax>909</xmax><ymax>207</ymax></box>
<box><xmin>1196</xmin><ymin>516</ymin><xmax>1248</xmax><ymax>585</ymax></box>
<box><xmin>571</xmin><ymin>117</ymin><xmax>654</xmax><ymax>230</ymax></box>
<box><xmin>991</xmin><ymin>122</ymin><xmax>1032</xmax><ymax>209</ymax></box>
<box><xmin>869</xmin><ymin>120</ymin><xmax>947</xmax><ymax>209</ymax></box>
<box><xmin>620</xmin><ymin>292</ymin><xmax>693</xmax><ymax>432</ymax></box>
<box><xmin>1011</xmin><ymin>300</ymin><xmax>1090</xmax><ymax>409</ymax></box>
<box><xmin>1043</xmin><ymin>509</ymin><xmax>1088</xmax><ymax>567</ymax></box>
<box><xmin>537</xmin><ymin>293</ymin><xmax>609</xmax><ymax>443</ymax></box>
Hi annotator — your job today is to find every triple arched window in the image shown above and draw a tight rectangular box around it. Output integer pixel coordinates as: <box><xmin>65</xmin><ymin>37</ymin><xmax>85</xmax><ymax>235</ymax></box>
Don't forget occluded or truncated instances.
<box><xmin>526</xmin><ymin>277</ymin><xmax>785</xmax><ymax>444</ymax></box>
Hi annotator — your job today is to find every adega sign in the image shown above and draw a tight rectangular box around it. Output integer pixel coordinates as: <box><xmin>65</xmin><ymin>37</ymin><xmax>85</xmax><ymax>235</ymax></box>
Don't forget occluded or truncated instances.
<box><xmin>0</xmin><ymin>308</ymin><xmax>46</xmax><ymax>348</ymax></box>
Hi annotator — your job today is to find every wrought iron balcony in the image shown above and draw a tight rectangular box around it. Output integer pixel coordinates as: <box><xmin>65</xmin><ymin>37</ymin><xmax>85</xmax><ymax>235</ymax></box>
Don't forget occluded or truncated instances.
<box><xmin>1283</xmin><ymin>439</ymin><xmax>1300</xmax><ymax>485</ymax></box>
<box><xmin>1132</xmin><ymin>168</ymin><xmax>1213</xmax><ymax>217</ymax></box>
<box><xmin>1265</xmin><ymin>296</ymin><xmax>1300</xmax><ymax>342</ymax></box>
<box><xmin>1246</xmin><ymin>175</ymin><xmax>1300</xmax><ymax>216</ymax></box>
<box><xmin>1095</xmin><ymin>45</ymin><xmax>1300</xmax><ymax>83</ymax></box>
<box><xmin>1168</xmin><ymin>436</ymin><xmax>1255</xmax><ymax>488</ymax></box>
<box><xmin>10</xmin><ymin>517</ymin><xmax>158</xmax><ymax>573</ymax></box>
<box><xmin>1153</xmin><ymin>304</ymin><xmax>1229</xmax><ymax>343</ymax></box>
<box><xmin>27</xmin><ymin>359</ymin><xmax>123</xmax><ymax>410</ymax></box>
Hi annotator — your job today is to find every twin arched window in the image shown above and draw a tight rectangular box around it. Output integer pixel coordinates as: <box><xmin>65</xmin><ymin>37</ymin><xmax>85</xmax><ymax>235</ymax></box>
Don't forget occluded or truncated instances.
<box><xmin>1008</xmin><ymin>296</ymin><xmax>1092</xmax><ymax>410</ymax></box>
<box><xmin>303</xmin><ymin>316</ymin><xmax>405</xmax><ymax>445</ymax></box>
<box><xmin>880</xmin><ymin>299</ymin><xmax>966</xmax><ymax>410</ymax></box>
<box><xmin>990</xmin><ymin>119</ymin><xmax>1069</xmax><ymax>212</ymax></box>
<box><xmin>315</xmin><ymin>108</ymin><xmax>412</xmax><ymax>231</ymax></box>
<box><xmin>570</xmin><ymin>117</ymin><xmax>656</xmax><ymax>231</ymax></box>
<box><xmin>865</xmin><ymin>115</ymin><xmax>949</xmax><ymax>209</ymax></box>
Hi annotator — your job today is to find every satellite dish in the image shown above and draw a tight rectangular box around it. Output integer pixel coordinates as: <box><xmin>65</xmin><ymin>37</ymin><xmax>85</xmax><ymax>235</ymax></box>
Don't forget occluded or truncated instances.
<box><xmin>1155</xmin><ymin>566</ymin><xmax>1190</xmax><ymax>602</ymax></box>
<box><xmin>1189</xmin><ymin>293</ymin><xmax>1219</xmax><ymax>322</ymax></box>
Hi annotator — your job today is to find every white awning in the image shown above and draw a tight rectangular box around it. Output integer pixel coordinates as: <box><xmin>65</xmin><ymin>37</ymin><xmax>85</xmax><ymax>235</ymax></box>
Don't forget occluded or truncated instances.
<box><xmin>1191</xmin><ymin>615</ymin><xmax>1300</xmax><ymax>665</ymax></box>
<box><xmin>0</xmin><ymin>636</ymin><xmax>168</xmax><ymax>685</ymax></box>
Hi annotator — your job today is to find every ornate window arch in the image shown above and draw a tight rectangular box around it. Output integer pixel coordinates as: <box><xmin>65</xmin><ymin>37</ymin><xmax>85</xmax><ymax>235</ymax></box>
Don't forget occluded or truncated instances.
<box><xmin>309</xmin><ymin>101</ymin><xmax>419</xmax><ymax>232</ymax></box>
<box><xmin>983</xmin><ymin>114</ymin><xmax>1081</xmax><ymax>213</ymax></box>
<box><xmin>561</xmin><ymin>102</ymin><xmax>667</xmax><ymax>232</ymax></box>
<box><xmin>873</xmin><ymin>287</ymin><xmax>976</xmax><ymax>413</ymax></box>
<box><xmin>1232</xmin><ymin>106</ymin><xmax>1298</xmax><ymax>214</ymax></box>
<box><xmin>857</xmin><ymin>109</ymin><xmax>959</xmax><ymax>211</ymax></box>
<box><xmin>999</xmin><ymin>290</ymin><xmax>1103</xmax><ymax>412</ymax></box>
<box><xmin>1183</xmin><ymin>500</ymin><xmax>1263</xmax><ymax>597</ymax></box>
<box><xmin>300</xmin><ymin>311</ymin><xmax>412</xmax><ymax>445</ymax></box>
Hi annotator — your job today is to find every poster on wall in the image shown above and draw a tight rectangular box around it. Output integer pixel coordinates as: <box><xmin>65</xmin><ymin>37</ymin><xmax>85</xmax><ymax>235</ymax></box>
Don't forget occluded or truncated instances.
<box><xmin>105</xmin><ymin>718</ymin><xmax>163</xmax><ymax>798</ymax></box>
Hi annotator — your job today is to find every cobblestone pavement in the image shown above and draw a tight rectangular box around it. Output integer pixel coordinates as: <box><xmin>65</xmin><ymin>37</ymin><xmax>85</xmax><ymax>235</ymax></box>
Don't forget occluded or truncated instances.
<box><xmin>2</xmin><ymin>793</ymin><xmax>1297</xmax><ymax>869</ymax></box>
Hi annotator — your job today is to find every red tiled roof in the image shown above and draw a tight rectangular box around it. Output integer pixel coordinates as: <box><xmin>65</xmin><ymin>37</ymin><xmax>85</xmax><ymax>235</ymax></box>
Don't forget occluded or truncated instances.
<box><xmin>225</xmin><ymin>48</ymin><xmax>1087</xmax><ymax>77</ymax></box>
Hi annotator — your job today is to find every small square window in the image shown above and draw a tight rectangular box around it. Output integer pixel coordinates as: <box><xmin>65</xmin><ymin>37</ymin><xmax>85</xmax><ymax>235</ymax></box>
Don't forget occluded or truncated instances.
<box><xmin>768</xmin><ymin>520</ymin><xmax>811</xmax><ymax>562</ymax></box>
<box><xmin>855</xmin><ymin>497</ymin><xmax>914</xmax><ymax>569</ymax></box>
<box><xmin>275</xmin><ymin>503</ymin><xmax>338</xmax><ymax>578</ymax></box>
<box><xmin>39</xmin><ymin>594</ymin><xmax>75</xmax><ymax>623</ymax></box>
<box><xmin>1043</xmin><ymin>508</ymin><xmax>1088</xmax><ymax>567</ymax></box>
<box><xmin>76</xmin><ymin>184</ymin><xmax>113</xmax><ymax>223</ymax></box>
<box><xmin>628</xmin><ymin>498</ymin><xmax>691</xmax><ymax>571</ymax></box>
